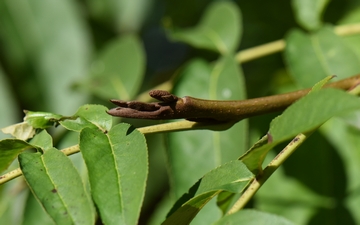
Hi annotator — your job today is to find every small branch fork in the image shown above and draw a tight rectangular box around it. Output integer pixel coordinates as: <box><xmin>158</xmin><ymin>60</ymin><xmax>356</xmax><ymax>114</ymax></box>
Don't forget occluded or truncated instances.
<box><xmin>108</xmin><ymin>75</ymin><xmax>360</xmax><ymax>122</ymax></box>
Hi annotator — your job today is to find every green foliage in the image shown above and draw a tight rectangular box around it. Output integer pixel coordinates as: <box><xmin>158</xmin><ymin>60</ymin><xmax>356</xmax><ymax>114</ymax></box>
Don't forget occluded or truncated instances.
<box><xmin>1</xmin><ymin>0</ymin><xmax>360</xmax><ymax>225</ymax></box>
<box><xmin>80</xmin><ymin>124</ymin><xmax>148</xmax><ymax>225</ymax></box>
<box><xmin>19</xmin><ymin>148</ymin><xmax>95</xmax><ymax>225</ymax></box>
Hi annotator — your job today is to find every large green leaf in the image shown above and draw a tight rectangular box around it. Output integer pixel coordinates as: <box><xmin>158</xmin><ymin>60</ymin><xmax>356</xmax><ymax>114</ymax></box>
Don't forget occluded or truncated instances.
<box><xmin>167</xmin><ymin>56</ymin><xmax>247</xmax><ymax>223</ymax></box>
<box><xmin>284</xmin><ymin>26</ymin><xmax>360</xmax><ymax>88</ymax></box>
<box><xmin>168</xmin><ymin>1</ymin><xmax>242</xmax><ymax>54</ymax></box>
<box><xmin>163</xmin><ymin>160</ymin><xmax>254</xmax><ymax>225</ymax></box>
<box><xmin>60</xmin><ymin>104</ymin><xmax>112</xmax><ymax>132</ymax></box>
<box><xmin>240</xmin><ymin>88</ymin><xmax>360</xmax><ymax>174</ymax></box>
<box><xmin>19</xmin><ymin>148</ymin><xmax>95</xmax><ymax>225</ymax></box>
<box><xmin>79</xmin><ymin>123</ymin><xmax>148</xmax><ymax>225</ymax></box>
<box><xmin>86</xmin><ymin>34</ymin><xmax>145</xmax><ymax>100</ymax></box>
<box><xmin>291</xmin><ymin>0</ymin><xmax>329</xmax><ymax>31</ymax></box>
<box><xmin>213</xmin><ymin>209</ymin><xmax>295</xmax><ymax>225</ymax></box>
<box><xmin>169</xmin><ymin>57</ymin><xmax>247</xmax><ymax>197</ymax></box>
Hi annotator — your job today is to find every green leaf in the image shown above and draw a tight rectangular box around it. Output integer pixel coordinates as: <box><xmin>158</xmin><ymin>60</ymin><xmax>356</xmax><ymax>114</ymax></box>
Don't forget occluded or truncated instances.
<box><xmin>168</xmin><ymin>56</ymin><xmax>247</xmax><ymax>200</ymax></box>
<box><xmin>163</xmin><ymin>160</ymin><xmax>254</xmax><ymax>225</ymax></box>
<box><xmin>0</xmin><ymin>139</ymin><xmax>34</xmax><ymax>173</ymax></box>
<box><xmin>213</xmin><ymin>209</ymin><xmax>295</xmax><ymax>225</ymax></box>
<box><xmin>19</xmin><ymin>148</ymin><xmax>95</xmax><ymax>225</ymax></box>
<box><xmin>269</xmin><ymin>89</ymin><xmax>360</xmax><ymax>141</ymax></box>
<box><xmin>60</xmin><ymin>104</ymin><xmax>112</xmax><ymax>132</ymax></box>
<box><xmin>310</xmin><ymin>75</ymin><xmax>335</xmax><ymax>92</ymax></box>
<box><xmin>29</xmin><ymin>130</ymin><xmax>53</xmax><ymax>151</ymax></box>
<box><xmin>284</xmin><ymin>26</ymin><xmax>360</xmax><ymax>88</ymax></box>
<box><xmin>79</xmin><ymin>123</ymin><xmax>148</xmax><ymax>225</ymax></box>
<box><xmin>240</xmin><ymin>89</ymin><xmax>360</xmax><ymax>173</ymax></box>
<box><xmin>168</xmin><ymin>1</ymin><xmax>242</xmax><ymax>54</ymax></box>
<box><xmin>24</xmin><ymin>110</ymin><xmax>64</xmax><ymax>129</ymax></box>
<box><xmin>291</xmin><ymin>0</ymin><xmax>329</xmax><ymax>31</ymax></box>
<box><xmin>86</xmin><ymin>34</ymin><xmax>145</xmax><ymax>100</ymax></box>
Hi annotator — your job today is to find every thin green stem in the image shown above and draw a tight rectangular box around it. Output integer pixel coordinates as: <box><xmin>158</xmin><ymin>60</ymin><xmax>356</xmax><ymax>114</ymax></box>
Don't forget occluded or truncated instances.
<box><xmin>226</xmin><ymin>132</ymin><xmax>312</xmax><ymax>214</ymax></box>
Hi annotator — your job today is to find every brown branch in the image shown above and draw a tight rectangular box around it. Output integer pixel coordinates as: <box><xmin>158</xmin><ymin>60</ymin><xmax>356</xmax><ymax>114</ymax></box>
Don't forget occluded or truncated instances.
<box><xmin>107</xmin><ymin>75</ymin><xmax>360</xmax><ymax>122</ymax></box>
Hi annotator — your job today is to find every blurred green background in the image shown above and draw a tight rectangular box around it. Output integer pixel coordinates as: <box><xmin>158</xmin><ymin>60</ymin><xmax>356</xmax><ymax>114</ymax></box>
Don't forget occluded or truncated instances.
<box><xmin>1</xmin><ymin>0</ymin><xmax>360</xmax><ymax>224</ymax></box>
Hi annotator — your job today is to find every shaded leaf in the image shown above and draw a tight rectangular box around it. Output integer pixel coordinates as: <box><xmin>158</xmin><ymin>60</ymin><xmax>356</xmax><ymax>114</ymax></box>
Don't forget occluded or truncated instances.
<box><xmin>80</xmin><ymin>123</ymin><xmax>148</xmax><ymax>225</ymax></box>
<box><xmin>60</xmin><ymin>104</ymin><xmax>112</xmax><ymax>132</ymax></box>
<box><xmin>254</xmin><ymin>152</ymin><xmax>334</xmax><ymax>224</ymax></box>
<box><xmin>163</xmin><ymin>160</ymin><xmax>254</xmax><ymax>225</ymax></box>
<box><xmin>24</xmin><ymin>111</ymin><xmax>64</xmax><ymax>129</ymax></box>
<box><xmin>22</xmin><ymin>191</ymin><xmax>54</xmax><ymax>225</ymax></box>
<box><xmin>291</xmin><ymin>0</ymin><xmax>330</xmax><ymax>30</ymax></box>
<box><xmin>0</xmin><ymin>0</ymin><xmax>92</xmax><ymax>115</ymax></box>
<box><xmin>284</xmin><ymin>26</ymin><xmax>360</xmax><ymax>88</ymax></box>
<box><xmin>86</xmin><ymin>34</ymin><xmax>145</xmax><ymax>100</ymax></box>
<box><xmin>168</xmin><ymin>1</ymin><xmax>242</xmax><ymax>54</ymax></box>
<box><xmin>321</xmin><ymin>118</ymin><xmax>360</xmax><ymax>224</ymax></box>
<box><xmin>19</xmin><ymin>148</ymin><xmax>95</xmax><ymax>225</ymax></box>
<box><xmin>0</xmin><ymin>66</ymin><xmax>17</xmax><ymax>140</ymax></box>
<box><xmin>213</xmin><ymin>209</ymin><xmax>295</xmax><ymax>225</ymax></box>
<box><xmin>86</xmin><ymin>0</ymin><xmax>151</xmax><ymax>32</ymax></box>
<box><xmin>0</xmin><ymin>139</ymin><xmax>34</xmax><ymax>173</ymax></box>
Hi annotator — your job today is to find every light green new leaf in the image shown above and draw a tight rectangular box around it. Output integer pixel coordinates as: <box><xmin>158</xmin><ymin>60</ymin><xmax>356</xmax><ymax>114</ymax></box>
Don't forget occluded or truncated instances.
<box><xmin>86</xmin><ymin>34</ymin><xmax>145</xmax><ymax>100</ymax></box>
<box><xmin>0</xmin><ymin>139</ymin><xmax>34</xmax><ymax>173</ymax></box>
<box><xmin>163</xmin><ymin>160</ymin><xmax>254</xmax><ymax>225</ymax></box>
<box><xmin>80</xmin><ymin>123</ymin><xmax>148</xmax><ymax>225</ymax></box>
<box><xmin>284</xmin><ymin>26</ymin><xmax>360</xmax><ymax>88</ymax></box>
<box><xmin>240</xmin><ymin>89</ymin><xmax>360</xmax><ymax>173</ymax></box>
<box><xmin>213</xmin><ymin>209</ymin><xmax>295</xmax><ymax>225</ymax></box>
<box><xmin>19</xmin><ymin>148</ymin><xmax>95</xmax><ymax>225</ymax></box>
<box><xmin>291</xmin><ymin>0</ymin><xmax>329</xmax><ymax>31</ymax></box>
<box><xmin>60</xmin><ymin>104</ymin><xmax>112</xmax><ymax>132</ymax></box>
<box><xmin>168</xmin><ymin>1</ymin><xmax>242</xmax><ymax>54</ymax></box>
<box><xmin>24</xmin><ymin>111</ymin><xmax>64</xmax><ymax>129</ymax></box>
<box><xmin>29</xmin><ymin>130</ymin><xmax>53</xmax><ymax>151</ymax></box>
